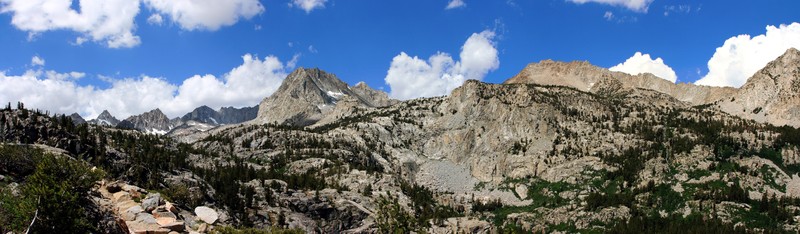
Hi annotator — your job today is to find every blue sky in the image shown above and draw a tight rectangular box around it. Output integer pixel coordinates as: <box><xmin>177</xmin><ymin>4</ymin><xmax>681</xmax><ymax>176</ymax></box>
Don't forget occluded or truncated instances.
<box><xmin>0</xmin><ymin>0</ymin><xmax>799</xmax><ymax>119</ymax></box>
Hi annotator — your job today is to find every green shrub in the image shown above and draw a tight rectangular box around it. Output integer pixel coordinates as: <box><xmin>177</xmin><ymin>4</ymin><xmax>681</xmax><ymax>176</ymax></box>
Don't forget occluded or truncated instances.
<box><xmin>0</xmin><ymin>145</ymin><xmax>105</xmax><ymax>233</ymax></box>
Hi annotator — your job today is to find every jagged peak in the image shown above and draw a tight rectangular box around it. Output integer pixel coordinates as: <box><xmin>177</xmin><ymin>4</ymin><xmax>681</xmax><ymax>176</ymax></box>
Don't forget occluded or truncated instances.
<box><xmin>288</xmin><ymin>67</ymin><xmax>329</xmax><ymax>79</ymax></box>
<box><xmin>98</xmin><ymin>110</ymin><xmax>113</xmax><ymax>117</ymax></box>
<box><xmin>146</xmin><ymin>108</ymin><xmax>165</xmax><ymax>115</ymax></box>
<box><xmin>354</xmin><ymin>81</ymin><xmax>368</xmax><ymax>89</ymax></box>
<box><xmin>192</xmin><ymin>105</ymin><xmax>215</xmax><ymax>112</ymax></box>
<box><xmin>746</xmin><ymin>47</ymin><xmax>800</xmax><ymax>84</ymax></box>
<box><xmin>786</xmin><ymin>47</ymin><xmax>800</xmax><ymax>55</ymax></box>
<box><xmin>775</xmin><ymin>47</ymin><xmax>800</xmax><ymax>64</ymax></box>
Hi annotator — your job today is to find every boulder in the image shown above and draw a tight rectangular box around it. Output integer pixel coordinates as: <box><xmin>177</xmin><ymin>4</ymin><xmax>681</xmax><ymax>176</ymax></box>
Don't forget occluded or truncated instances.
<box><xmin>515</xmin><ymin>184</ymin><xmax>529</xmax><ymax>200</ymax></box>
<box><xmin>142</xmin><ymin>193</ymin><xmax>162</xmax><ymax>212</ymax></box>
<box><xmin>122</xmin><ymin>205</ymin><xmax>144</xmax><ymax>221</ymax></box>
<box><xmin>194</xmin><ymin>206</ymin><xmax>219</xmax><ymax>224</ymax></box>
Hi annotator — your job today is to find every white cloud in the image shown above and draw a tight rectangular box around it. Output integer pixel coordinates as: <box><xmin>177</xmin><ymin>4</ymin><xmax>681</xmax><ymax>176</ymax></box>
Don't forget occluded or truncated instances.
<box><xmin>164</xmin><ymin>54</ymin><xmax>289</xmax><ymax>117</ymax></box>
<box><xmin>446</xmin><ymin>0</ymin><xmax>466</xmax><ymax>9</ymax></box>
<box><xmin>143</xmin><ymin>0</ymin><xmax>264</xmax><ymax>31</ymax></box>
<box><xmin>290</xmin><ymin>0</ymin><xmax>327</xmax><ymax>13</ymax></box>
<box><xmin>385</xmin><ymin>30</ymin><xmax>499</xmax><ymax>100</ymax></box>
<box><xmin>0</xmin><ymin>0</ymin><xmax>142</xmax><ymax>48</ymax></box>
<box><xmin>566</xmin><ymin>0</ymin><xmax>653</xmax><ymax>13</ymax></box>
<box><xmin>695</xmin><ymin>23</ymin><xmax>800</xmax><ymax>87</ymax></box>
<box><xmin>610</xmin><ymin>52</ymin><xmax>678</xmax><ymax>83</ymax></box>
<box><xmin>603</xmin><ymin>11</ymin><xmax>614</xmax><ymax>21</ymax></box>
<box><xmin>663</xmin><ymin>5</ymin><xmax>693</xmax><ymax>16</ymax></box>
<box><xmin>31</xmin><ymin>56</ymin><xmax>44</xmax><ymax>66</ymax></box>
<box><xmin>0</xmin><ymin>0</ymin><xmax>264</xmax><ymax>47</ymax></box>
<box><xmin>0</xmin><ymin>54</ymin><xmax>294</xmax><ymax>119</ymax></box>
<box><xmin>147</xmin><ymin>13</ymin><xmax>164</xmax><ymax>25</ymax></box>
<box><xmin>287</xmin><ymin>53</ymin><xmax>301</xmax><ymax>69</ymax></box>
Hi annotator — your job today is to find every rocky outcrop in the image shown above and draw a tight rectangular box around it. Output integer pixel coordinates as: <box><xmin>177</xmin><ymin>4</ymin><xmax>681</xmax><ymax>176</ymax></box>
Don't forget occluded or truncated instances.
<box><xmin>118</xmin><ymin>109</ymin><xmax>173</xmax><ymax>134</ymax></box>
<box><xmin>88</xmin><ymin>110</ymin><xmax>120</xmax><ymax>126</ymax></box>
<box><xmin>717</xmin><ymin>48</ymin><xmax>800</xmax><ymax>127</ymax></box>
<box><xmin>95</xmin><ymin>180</ymin><xmax>222</xmax><ymax>234</ymax></box>
<box><xmin>255</xmin><ymin>67</ymin><xmax>396</xmax><ymax>126</ymax></box>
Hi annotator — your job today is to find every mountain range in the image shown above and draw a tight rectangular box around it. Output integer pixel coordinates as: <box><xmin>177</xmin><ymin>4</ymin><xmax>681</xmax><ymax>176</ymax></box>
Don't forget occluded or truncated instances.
<box><xmin>2</xmin><ymin>48</ymin><xmax>799</xmax><ymax>233</ymax></box>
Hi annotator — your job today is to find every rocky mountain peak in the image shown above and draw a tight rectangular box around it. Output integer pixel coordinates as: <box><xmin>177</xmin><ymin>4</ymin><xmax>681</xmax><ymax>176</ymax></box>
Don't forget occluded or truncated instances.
<box><xmin>256</xmin><ymin>68</ymin><xmax>395</xmax><ymax>126</ymax></box>
<box><xmin>746</xmin><ymin>47</ymin><xmax>800</xmax><ymax>86</ymax></box>
<box><xmin>88</xmin><ymin>110</ymin><xmax>120</xmax><ymax>126</ymax></box>
<box><xmin>69</xmin><ymin>113</ymin><xmax>86</xmax><ymax>125</ymax></box>
<box><xmin>118</xmin><ymin>108</ymin><xmax>172</xmax><ymax>134</ymax></box>
<box><xmin>717</xmin><ymin>48</ymin><xmax>800</xmax><ymax>127</ymax></box>
<box><xmin>180</xmin><ymin>105</ymin><xmax>218</xmax><ymax>124</ymax></box>
<box><xmin>354</xmin><ymin>81</ymin><xmax>368</xmax><ymax>89</ymax></box>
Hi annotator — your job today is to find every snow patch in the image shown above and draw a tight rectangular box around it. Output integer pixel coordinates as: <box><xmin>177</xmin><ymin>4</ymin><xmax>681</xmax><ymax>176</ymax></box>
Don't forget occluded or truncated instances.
<box><xmin>147</xmin><ymin>128</ymin><xmax>168</xmax><ymax>135</ymax></box>
<box><xmin>326</xmin><ymin>91</ymin><xmax>346</xmax><ymax>99</ymax></box>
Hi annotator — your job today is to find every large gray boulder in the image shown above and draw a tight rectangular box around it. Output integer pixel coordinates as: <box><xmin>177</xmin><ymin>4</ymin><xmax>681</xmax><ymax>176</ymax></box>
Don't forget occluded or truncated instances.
<box><xmin>194</xmin><ymin>206</ymin><xmax>219</xmax><ymax>224</ymax></box>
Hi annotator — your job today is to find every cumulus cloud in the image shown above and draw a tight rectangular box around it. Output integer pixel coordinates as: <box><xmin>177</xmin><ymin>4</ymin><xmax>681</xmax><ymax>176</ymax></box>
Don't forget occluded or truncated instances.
<box><xmin>0</xmin><ymin>0</ymin><xmax>264</xmax><ymax>47</ymax></box>
<box><xmin>566</xmin><ymin>0</ymin><xmax>653</xmax><ymax>13</ymax></box>
<box><xmin>143</xmin><ymin>0</ymin><xmax>264</xmax><ymax>31</ymax></box>
<box><xmin>446</xmin><ymin>0</ymin><xmax>466</xmax><ymax>9</ymax></box>
<box><xmin>385</xmin><ymin>30</ymin><xmax>499</xmax><ymax>100</ymax></box>
<box><xmin>290</xmin><ymin>0</ymin><xmax>327</xmax><ymax>13</ymax></box>
<box><xmin>610</xmin><ymin>52</ymin><xmax>678</xmax><ymax>83</ymax></box>
<box><xmin>0</xmin><ymin>54</ymin><xmax>293</xmax><ymax>119</ymax></box>
<box><xmin>0</xmin><ymin>0</ymin><xmax>142</xmax><ymax>48</ymax></box>
<box><xmin>694</xmin><ymin>23</ymin><xmax>800</xmax><ymax>87</ymax></box>
<box><xmin>163</xmin><ymin>54</ymin><xmax>288</xmax><ymax>117</ymax></box>
<box><xmin>147</xmin><ymin>13</ymin><xmax>164</xmax><ymax>25</ymax></box>
<box><xmin>31</xmin><ymin>56</ymin><xmax>45</xmax><ymax>67</ymax></box>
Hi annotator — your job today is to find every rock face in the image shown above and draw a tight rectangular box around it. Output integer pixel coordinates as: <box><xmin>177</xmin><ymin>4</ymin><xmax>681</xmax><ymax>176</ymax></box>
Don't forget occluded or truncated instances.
<box><xmin>69</xmin><ymin>113</ymin><xmax>86</xmax><ymax>125</ymax></box>
<box><xmin>180</xmin><ymin>105</ymin><xmax>258</xmax><ymax>125</ymax></box>
<box><xmin>217</xmin><ymin>106</ymin><xmax>258</xmax><ymax>124</ymax></box>
<box><xmin>88</xmin><ymin>110</ymin><xmax>120</xmax><ymax>126</ymax></box>
<box><xmin>717</xmin><ymin>48</ymin><xmax>800</xmax><ymax>127</ymax></box>
<box><xmin>256</xmin><ymin>67</ymin><xmax>396</xmax><ymax>126</ymax></box>
<box><xmin>505</xmin><ymin>60</ymin><xmax>737</xmax><ymax>105</ymax></box>
<box><xmin>118</xmin><ymin>109</ymin><xmax>173</xmax><ymax>134</ymax></box>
